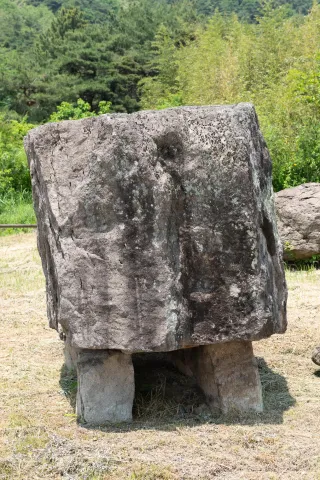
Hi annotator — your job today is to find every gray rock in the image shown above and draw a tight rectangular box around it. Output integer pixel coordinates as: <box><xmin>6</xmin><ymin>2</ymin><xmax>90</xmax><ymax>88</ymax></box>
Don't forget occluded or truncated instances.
<box><xmin>312</xmin><ymin>346</ymin><xmax>320</xmax><ymax>366</ymax></box>
<box><xmin>76</xmin><ymin>350</ymin><xmax>134</xmax><ymax>424</ymax></box>
<box><xmin>170</xmin><ymin>341</ymin><xmax>263</xmax><ymax>414</ymax></box>
<box><xmin>276</xmin><ymin>183</ymin><xmax>320</xmax><ymax>260</ymax></box>
<box><xmin>24</xmin><ymin>104</ymin><xmax>287</xmax><ymax>353</ymax></box>
<box><xmin>63</xmin><ymin>335</ymin><xmax>80</xmax><ymax>371</ymax></box>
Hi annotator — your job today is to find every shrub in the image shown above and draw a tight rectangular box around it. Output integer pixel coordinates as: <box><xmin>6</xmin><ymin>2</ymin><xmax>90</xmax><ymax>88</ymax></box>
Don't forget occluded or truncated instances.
<box><xmin>0</xmin><ymin>115</ymin><xmax>34</xmax><ymax>197</ymax></box>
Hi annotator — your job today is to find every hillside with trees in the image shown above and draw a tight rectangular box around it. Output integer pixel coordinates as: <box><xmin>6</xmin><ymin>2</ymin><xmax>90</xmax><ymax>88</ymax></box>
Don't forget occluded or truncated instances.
<box><xmin>0</xmin><ymin>0</ymin><xmax>319</xmax><ymax>228</ymax></box>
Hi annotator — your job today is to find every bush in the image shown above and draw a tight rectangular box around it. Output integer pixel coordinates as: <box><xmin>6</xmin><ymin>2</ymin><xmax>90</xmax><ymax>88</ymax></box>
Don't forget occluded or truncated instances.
<box><xmin>0</xmin><ymin>191</ymin><xmax>36</xmax><ymax>235</ymax></box>
<box><xmin>0</xmin><ymin>115</ymin><xmax>34</xmax><ymax>197</ymax></box>
<box><xmin>48</xmin><ymin>98</ymin><xmax>111</xmax><ymax>122</ymax></box>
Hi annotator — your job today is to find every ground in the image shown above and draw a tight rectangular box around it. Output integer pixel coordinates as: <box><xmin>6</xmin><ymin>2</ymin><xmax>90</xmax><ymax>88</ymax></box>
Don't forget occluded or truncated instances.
<box><xmin>0</xmin><ymin>232</ymin><xmax>319</xmax><ymax>480</ymax></box>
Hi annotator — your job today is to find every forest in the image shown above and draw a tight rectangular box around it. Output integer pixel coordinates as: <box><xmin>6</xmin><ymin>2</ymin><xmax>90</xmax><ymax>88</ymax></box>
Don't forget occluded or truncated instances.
<box><xmin>0</xmin><ymin>0</ymin><xmax>319</xmax><ymax>227</ymax></box>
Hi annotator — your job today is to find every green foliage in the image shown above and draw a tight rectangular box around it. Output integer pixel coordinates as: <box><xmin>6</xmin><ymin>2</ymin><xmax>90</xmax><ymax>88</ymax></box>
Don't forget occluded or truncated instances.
<box><xmin>0</xmin><ymin>113</ymin><xmax>34</xmax><ymax>233</ymax></box>
<box><xmin>139</xmin><ymin>25</ymin><xmax>182</xmax><ymax>109</ymax></box>
<box><xmin>49</xmin><ymin>98</ymin><xmax>111</xmax><ymax>121</ymax></box>
<box><xmin>284</xmin><ymin>240</ymin><xmax>320</xmax><ymax>268</ymax></box>
<box><xmin>285</xmin><ymin>254</ymin><xmax>320</xmax><ymax>269</ymax></box>
<box><xmin>26</xmin><ymin>0</ymin><xmax>119</xmax><ymax>22</ymax></box>
<box><xmin>0</xmin><ymin>191</ymin><xmax>36</xmax><ymax>236</ymax></box>
<box><xmin>0</xmin><ymin>1</ymin><xmax>201</xmax><ymax>122</ymax></box>
<box><xmin>0</xmin><ymin>115</ymin><xmax>34</xmax><ymax>197</ymax></box>
<box><xmin>194</xmin><ymin>0</ymin><xmax>312</xmax><ymax>21</ymax></box>
<box><xmin>141</xmin><ymin>3</ymin><xmax>320</xmax><ymax>191</ymax></box>
<box><xmin>0</xmin><ymin>0</ymin><xmax>53</xmax><ymax>50</ymax></box>
<box><xmin>38</xmin><ymin>6</ymin><xmax>86</xmax><ymax>43</ymax></box>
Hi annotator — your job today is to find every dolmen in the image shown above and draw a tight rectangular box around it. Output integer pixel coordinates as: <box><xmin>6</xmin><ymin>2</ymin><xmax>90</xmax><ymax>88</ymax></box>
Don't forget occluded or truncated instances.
<box><xmin>24</xmin><ymin>104</ymin><xmax>287</xmax><ymax>424</ymax></box>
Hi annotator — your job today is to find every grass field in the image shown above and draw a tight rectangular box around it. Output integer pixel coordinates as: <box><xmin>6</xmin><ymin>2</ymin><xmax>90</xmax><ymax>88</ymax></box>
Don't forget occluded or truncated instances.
<box><xmin>0</xmin><ymin>232</ymin><xmax>319</xmax><ymax>480</ymax></box>
<box><xmin>0</xmin><ymin>194</ymin><xmax>35</xmax><ymax>237</ymax></box>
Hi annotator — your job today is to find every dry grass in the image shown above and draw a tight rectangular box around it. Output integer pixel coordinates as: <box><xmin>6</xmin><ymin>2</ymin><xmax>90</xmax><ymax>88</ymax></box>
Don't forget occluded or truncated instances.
<box><xmin>0</xmin><ymin>232</ymin><xmax>320</xmax><ymax>480</ymax></box>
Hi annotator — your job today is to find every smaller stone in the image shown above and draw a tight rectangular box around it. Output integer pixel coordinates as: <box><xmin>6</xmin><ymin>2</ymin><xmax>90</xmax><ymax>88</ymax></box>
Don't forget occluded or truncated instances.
<box><xmin>312</xmin><ymin>346</ymin><xmax>320</xmax><ymax>366</ymax></box>
<box><xmin>276</xmin><ymin>183</ymin><xmax>320</xmax><ymax>260</ymax></box>
<box><xmin>76</xmin><ymin>350</ymin><xmax>134</xmax><ymax>425</ymax></box>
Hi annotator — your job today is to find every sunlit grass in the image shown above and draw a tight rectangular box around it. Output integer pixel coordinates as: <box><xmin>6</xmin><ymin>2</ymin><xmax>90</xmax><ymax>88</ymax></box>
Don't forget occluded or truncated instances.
<box><xmin>0</xmin><ymin>234</ymin><xmax>320</xmax><ymax>479</ymax></box>
<box><xmin>285</xmin><ymin>265</ymin><xmax>319</xmax><ymax>287</ymax></box>
<box><xmin>0</xmin><ymin>191</ymin><xmax>36</xmax><ymax>236</ymax></box>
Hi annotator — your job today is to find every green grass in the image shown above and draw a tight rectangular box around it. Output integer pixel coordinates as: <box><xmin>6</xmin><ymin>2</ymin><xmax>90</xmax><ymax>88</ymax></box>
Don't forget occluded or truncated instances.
<box><xmin>0</xmin><ymin>191</ymin><xmax>36</xmax><ymax>236</ymax></box>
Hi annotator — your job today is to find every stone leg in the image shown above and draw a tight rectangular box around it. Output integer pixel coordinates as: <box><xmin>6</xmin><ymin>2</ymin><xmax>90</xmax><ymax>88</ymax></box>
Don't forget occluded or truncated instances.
<box><xmin>63</xmin><ymin>335</ymin><xmax>80</xmax><ymax>371</ymax></box>
<box><xmin>170</xmin><ymin>341</ymin><xmax>263</xmax><ymax>414</ymax></box>
<box><xmin>76</xmin><ymin>350</ymin><xmax>134</xmax><ymax>425</ymax></box>
<box><xmin>195</xmin><ymin>341</ymin><xmax>263</xmax><ymax>414</ymax></box>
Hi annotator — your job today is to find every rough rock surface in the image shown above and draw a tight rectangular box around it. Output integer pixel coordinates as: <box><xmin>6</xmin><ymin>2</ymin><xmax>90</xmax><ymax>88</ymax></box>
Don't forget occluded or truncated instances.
<box><xmin>24</xmin><ymin>103</ymin><xmax>287</xmax><ymax>353</ymax></box>
<box><xmin>76</xmin><ymin>350</ymin><xmax>134</xmax><ymax>424</ymax></box>
<box><xmin>170</xmin><ymin>341</ymin><xmax>263</xmax><ymax>413</ymax></box>
<box><xmin>276</xmin><ymin>183</ymin><xmax>320</xmax><ymax>260</ymax></box>
<box><xmin>312</xmin><ymin>346</ymin><xmax>320</xmax><ymax>366</ymax></box>
<box><xmin>63</xmin><ymin>336</ymin><xmax>79</xmax><ymax>371</ymax></box>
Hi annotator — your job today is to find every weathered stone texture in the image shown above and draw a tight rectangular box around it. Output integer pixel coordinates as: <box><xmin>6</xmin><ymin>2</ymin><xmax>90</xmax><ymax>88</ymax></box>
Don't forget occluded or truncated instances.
<box><xmin>63</xmin><ymin>335</ymin><xmax>79</xmax><ymax>371</ymax></box>
<box><xmin>76</xmin><ymin>350</ymin><xmax>134</xmax><ymax>424</ymax></box>
<box><xmin>170</xmin><ymin>341</ymin><xmax>263</xmax><ymax>413</ymax></box>
<box><xmin>24</xmin><ymin>104</ymin><xmax>287</xmax><ymax>353</ymax></box>
<box><xmin>276</xmin><ymin>183</ymin><xmax>320</xmax><ymax>260</ymax></box>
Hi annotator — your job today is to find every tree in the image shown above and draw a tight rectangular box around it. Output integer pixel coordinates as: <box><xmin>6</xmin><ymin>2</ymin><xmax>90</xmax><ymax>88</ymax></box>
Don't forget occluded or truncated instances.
<box><xmin>139</xmin><ymin>25</ymin><xmax>182</xmax><ymax>109</ymax></box>
<box><xmin>48</xmin><ymin>98</ymin><xmax>111</xmax><ymax>121</ymax></box>
<box><xmin>140</xmin><ymin>3</ymin><xmax>320</xmax><ymax>191</ymax></box>
<box><xmin>0</xmin><ymin>114</ymin><xmax>34</xmax><ymax>196</ymax></box>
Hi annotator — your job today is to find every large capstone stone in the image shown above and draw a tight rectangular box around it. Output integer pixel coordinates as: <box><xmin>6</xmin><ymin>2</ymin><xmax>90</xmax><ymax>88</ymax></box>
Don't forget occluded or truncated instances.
<box><xmin>24</xmin><ymin>104</ymin><xmax>287</xmax><ymax>353</ymax></box>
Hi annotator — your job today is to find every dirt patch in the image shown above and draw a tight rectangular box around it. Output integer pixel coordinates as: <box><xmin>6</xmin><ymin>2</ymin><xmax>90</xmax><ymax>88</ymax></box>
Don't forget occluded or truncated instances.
<box><xmin>0</xmin><ymin>233</ymin><xmax>319</xmax><ymax>479</ymax></box>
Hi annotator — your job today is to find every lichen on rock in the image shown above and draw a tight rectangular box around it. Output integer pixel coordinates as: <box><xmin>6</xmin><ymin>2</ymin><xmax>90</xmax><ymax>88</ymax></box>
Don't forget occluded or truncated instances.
<box><xmin>24</xmin><ymin>104</ymin><xmax>287</xmax><ymax>354</ymax></box>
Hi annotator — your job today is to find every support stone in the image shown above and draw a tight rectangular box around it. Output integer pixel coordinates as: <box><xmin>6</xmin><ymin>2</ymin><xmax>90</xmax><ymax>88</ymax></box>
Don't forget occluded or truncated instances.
<box><xmin>63</xmin><ymin>335</ymin><xmax>79</xmax><ymax>371</ymax></box>
<box><xmin>76</xmin><ymin>350</ymin><xmax>134</xmax><ymax>425</ymax></box>
<box><xmin>170</xmin><ymin>341</ymin><xmax>263</xmax><ymax>414</ymax></box>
